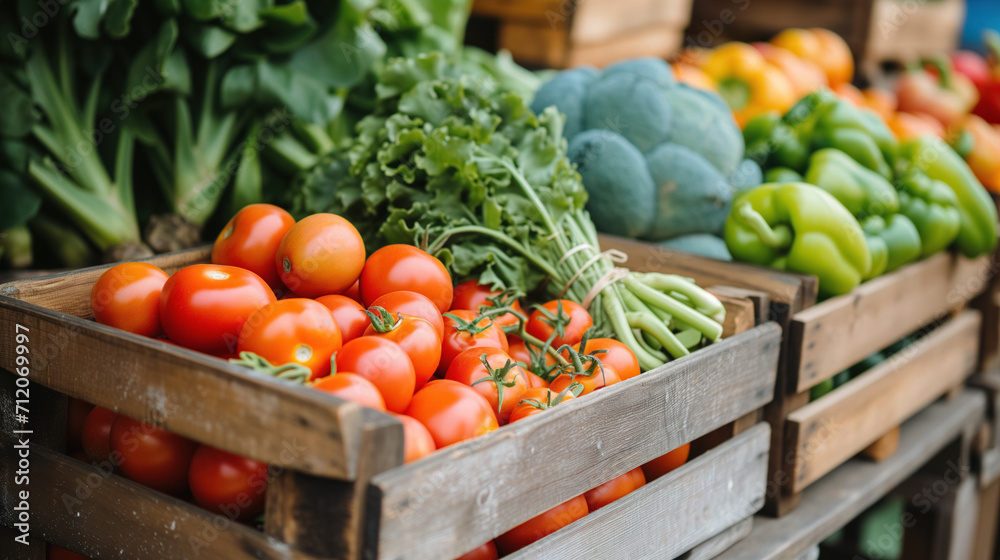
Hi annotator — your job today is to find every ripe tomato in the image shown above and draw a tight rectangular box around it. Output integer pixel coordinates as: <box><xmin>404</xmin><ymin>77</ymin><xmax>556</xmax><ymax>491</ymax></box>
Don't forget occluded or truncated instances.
<box><xmin>159</xmin><ymin>264</ymin><xmax>275</xmax><ymax>354</ymax></box>
<box><xmin>583</xmin><ymin>467</ymin><xmax>645</xmax><ymax>511</ymax></box>
<box><xmin>549</xmin><ymin>363</ymin><xmax>621</xmax><ymax>395</ymax></box>
<box><xmin>315</xmin><ymin>294</ymin><xmax>370</xmax><ymax>343</ymax></box>
<box><xmin>525</xmin><ymin>372</ymin><xmax>549</xmax><ymax>388</ymax></box>
<box><xmin>576</xmin><ymin>338</ymin><xmax>641</xmax><ymax>380</ymax></box>
<box><xmin>211</xmin><ymin>204</ymin><xmax>294</xmax><ymax>290</ymax></box>
<box><xmin>66</xmin><ymin>397</ymin><xmax>93</xmax><ymax>453</ymax></box>
<box><xmin>495</xmin><ymin>495</ymin><xmax>589</xmax><ymax>554</ymax></box>
<box><xmin>189</xmin><ymin>445</ymin><xmax>269</xmax><ymax>520</ymax></box>
<box><xmin>454</xmin><ymin>541</ymin><xmax>498</xmax><ymax>560</ymax></box>
<box><xmin>405</xmin><ymin>380</ymin><xmax>499</xmax><ymax>448</ymax></box>
<box><xmin>393</xmin><ymin>413</ymin><xmax>436</xmax><ymax>463</ymax></box>
<box><xmin>361</xmin><ymin>245</ymin><xmax>453</xmax><ymax>313</ymax></box>
<box><xmin>110</xmin><ymin>416</ymin><xmax>199</xmax><ymax>496</ymax></box>
<box><xmin>445</xmin><ymin>347</ymin><xmax>528</xmax><ymax>424</ymax></box>
<box><xmin>508</xmin><ymin>386</ymin><xmax>577</xmax><ymax>423</ymax></box>
<box><xmin>341</xmin><ymin>279</ymin><xmax>363</xmax><ymax>304</ymax></box>
<box><xmin>237</xmin><ymin>298</ymin><xmax>342</xmax><ymax>380</ymax></box>
<box><xmin>311</xmin><ymin>373</ymin><xmax>387</xmax><ymax>410</ymax></box>
<box><xmin>91</xmin><ymin>262</ymin><xmax>169</xmax><ymax>337</ymax></box>
<box><xmin>275</xmin><ymin>213</ymin><xmax>365</xmax><ymax>297</ymax></box>
<box><xmin>81</xmin><ymin>406</ymin><xmax>118</xmax><ymax>463</ymax></box>
<box><xmin>641</xmin><ymin>443</ymin><xmax>690</xmax><ymax>482</ymax></box>
<box><xmin>364</xmin><ymin>310</ymin><xmax>441</xmax><ymax>390</ymax></box>
<box><xmin>47</xmin><ymin>544</ymin><xmax>90</xmax><ymax>560</ymax></box>
<box><xmin>439</xmin><ymin>309</ymin><xmax>509</xmax><ymax>375</ymax></box>
<box><xmin>451</xmin><ymin>280</ymin><xmax>525</xmax><ymax>329</ymax></box>
<box><xmin>369</xmin><ymin>291</ymin><xmax>444</xmax><ymax>338</ymax></box>
<box><xmin>337</xmin><ymin>337</ymin><xmax>416</xmax><ymax>413</ymax></box>
<box><xmin>507</xmin><ymin>340</ymin><xmax>558</xmax><ymax>376</ymax></box>
<box><xmin>526</xmin><ymin>300</ymin><xmax>593</xmax><ymax>348</ymax></box>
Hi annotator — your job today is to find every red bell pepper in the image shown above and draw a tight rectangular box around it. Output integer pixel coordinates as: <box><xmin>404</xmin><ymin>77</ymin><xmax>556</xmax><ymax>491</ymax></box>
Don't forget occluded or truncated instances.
<box><xmin>970</xmin><ymin>31</ymin><xmax>1000</xmax><ymax>125</ymax></box>
<box><xmin>896</xmin><ymin>57</ymin><xmax>979</xmax><ymax>127</ymax></box>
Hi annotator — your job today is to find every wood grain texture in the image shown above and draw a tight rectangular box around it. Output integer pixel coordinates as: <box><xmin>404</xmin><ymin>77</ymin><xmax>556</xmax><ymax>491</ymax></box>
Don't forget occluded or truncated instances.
<box><xmin>566</xmin><ymin>25</ymin><xmax>684</xmax><ymax>67</ymax></box>
<box><xmin>0</xmin><ymin>437</ymin><xmax>322</xmax><ymax>560</ymax></box>
<box><xmin>788</xmin><ymin>252</ymin><xmax>990</xmax><ymax>392</ymax></box>
<box><xmin>786</xmin><ymin>311</ymin><xmax>981</xmax><ymax>493</ymax></box>
<box><xmin>709</xmin><ymin>286</ymin><xmax>770</xmax><ymax>326</ymax></box>
<box><xmin>676</xmin><ymin>517</ymin><xmax>754</xmax><ymax>560</ymax></box>
<box><xmin>0</xmin><ymin>295</ymin><xmax>377</xmax><ymax>480</ymax></box>
<box><xmin>571</xmin><ymin>0</ymin><xmax>691</xmax><ymax>44</ymax></box>
<box><xmin>714</xmin><ymin>390</ymin><xmax>986</xmax><ymax>560</ymax></box>
<box><xmin>498</xmin><ymin>22</ymin><xmax>567</xmax><ymax>67</ymax></box>
<box><xmin>861</xmin><ymin>426</ymin><xmax>900</xmax><ymax>462</ymax></box>
<box><xmin>505</xmin><ymin>424</ymin><xmax>769</xmax><ymax>560</ymax></box>
<box><xmin>369</xmin><ymin>325</ymin><xmax>781</xmax><ymax>560</ymax></box>
<box><xmin>711</xmin><ymin>292</ymin><xmax>756</xmax><ymax>338</ymax></box>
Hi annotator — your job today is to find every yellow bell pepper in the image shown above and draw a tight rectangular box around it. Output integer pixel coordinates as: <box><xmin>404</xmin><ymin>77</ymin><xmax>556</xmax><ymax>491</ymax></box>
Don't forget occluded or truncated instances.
<box><xmin>771</xmin><ymin>28</ymin><xmax>854</xmax><ymax>88</ymax></box>
<box><xmin>701</xmin><ymin>42</ymin><xmax>797</xmax><ymax>128</ymax></box>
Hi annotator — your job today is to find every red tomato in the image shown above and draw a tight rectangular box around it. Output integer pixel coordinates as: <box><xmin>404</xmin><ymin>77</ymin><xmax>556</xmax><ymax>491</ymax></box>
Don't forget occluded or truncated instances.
<box><xmin>439</xmin><ymin>310</ymin><xmax>509</xmax><ymax>374</ymax></box>
<box><xmin>405</xmin><ymin>380</ymin><xmax>499</xmax><ymax>448</ymax></box>
<box><xmin>91</xmin><ymin>262</ymin><xmax>169</xmax><ymax>337</ymax></box>
<box><xmin>549</xmin><ymin>363</ymin><xmax>621</xmax><ymax>395</ymax></box>
<box><xmin>189</xmin><ymin>445</ymin><xmax>269</xmax><ymax>520</ymax></box>
<box><xmin>393</xmin><ymin>413</ymin><xmax>436</xmax><ymax>463</ymax></box>
<box><xmin>508</xmin><ymin>340</ymin><xmax>558</xmax><ymax>376</ymax></box>
<box><xmin>275</xmin><ymin>213</ymin><xmax>366</xmax><ymax>297</ymax></box>
<box><xmin>337</xmin><ymin>337</ymin><xmax>416</xmax><ymax>413</ymax></box>
<box><xmin>525</xmin><ymin>372</ymin><xmax>549</xmax><ymax>388</ymax></box>
<box><xmin>316</xmin><ymin>294</ymin><xmax>370</xmax><ymax>343</ymax></box>
<box><xmin>237</xmin><ymin>298</ymin><xmax>342</xmax><ymax>380</ymax></box>
<box><xmin>159</xmin><ymin>264</ymin><xmax>275</xmax><ymax>354</ymax></box>
<box><xmin>81</xmin><ymin>406</ymin><xmax>118</xmax><ymax>463</ymax></box>
<box><xmin>583</xmin><ymin>467</ymin><xmax>645</xmax><ymax>511</ymax></box>
<box><xmin>526</xmin><ymin>300</ymin><xmax>593</xmax><ymax>348</ymax></box>
<box><xmin>369</xmin><ymin>291</ymin><xmax>444</xmax><ymax>339</ymax></box>
<box><xmin>641</xmin><ymin>443</ymin><xmax>691</xmax><ymax>482</ymax></box>
<box><xmin>66</xmin><ymin>397</ymin><xmax>94</xmax><ymax>453</ymax></box>
<box><xmin>341</xmin><ymin>279</ymin><xmax>363</xmax><ymax>304</ymax></box>
<box><xmin>47</xmin><ymin>544</ymin><xmax>90</xmax><ymax>560</ymax></box>
<box><xmin>495</xmin><ymin>495</ymin><xmax>589</xmax><ymax>554</ymax></box>
<box><xmin>508</xmin><ymin>386</ymin><xmax>577</xmax><ymax>423</ymax></box>
<box><xmin>311</xmin><ymin>373</ymin><xmax>387</xmax><ymax>410</ymax></box>
<box><xmin>110</xmin><ymin>416</ymin><xmax>198</xmax><ymax>496</ymax></box>
<box><xmin>364</xmin><ymin>310</ymin><xmax>441</xmax><ymax>390</ymax></box>
<box><xmin>445</xmin><ymin>347</ymin><xmax>528</xmax><ymax>424</ymax></box>
<box><xmin>361</xmin><ymin>245</ymin><xmax>453</xmax><ymax>312</ymax></box>
<box><xmin>211</xmin><ymin>204</ymin><xmax>295</xmax><ymax>289</ymax></box>
<box><xmin>576</xmin><ymin>338</ymin><xmax>641</xmax><ymax>380</ymax></box>
<box><xmin>451</xmin><ymin>280</ymin><xmax>525</xmax><ymax>328</ymax></box>
<box><xmin>454</xmin><ymin>541</ymin><xmax>498</xmax><ymax>560</ymax></box>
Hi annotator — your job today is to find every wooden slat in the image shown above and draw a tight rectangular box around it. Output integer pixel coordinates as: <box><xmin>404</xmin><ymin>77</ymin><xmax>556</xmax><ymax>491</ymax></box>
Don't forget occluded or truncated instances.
<box><xmin>677</xmin><ymin>517</ymin><xmax>754</xmax><ymax>560</ymax></box>
<box><xmin>571</xmin><ymin>0</ymin><xmax>691</xmax><ymax>44</ymax></box>
<box><xmin>0</xmin><ymin>247</ymin><xmax>211</xmax><ymax>319</ymax></box>
<box><xmin>714</xmin><ymin>390</ymin><xmax>986</xmax><ymax>560</ymax></box>
<box><xmin>0</xmin><ymin>296</ymin><xmax>375</xmax><ymax>480</ymax></box>
<box><xmin>971</xmin><ymin>477</ymin><xmax>1000</xmax><ymax>560</ymax></box>
<box><xmin>369</xmin><ymin>324</ymin><xmax>781</xmax><ymax>560</ymax></box>
<box><xmin>505</xmin><ymin>424</ymin><xmax>770</xmax><ymax>560</ymax></box>
<box><xmin>788</xmin><ymin>252</ymin><xmax>990</xmax><ymax>393</ymax></box>
<box><xmin>786</xmin><ymin>311</ymin><xmax>981</xmax><ymax>493</ymax></box>
<box><xmin>712</xmin><ymin>292</ymin><xmax>756</xmax><ymax>338</ymax></box>
<box><xmin>946</xmin><ymin>477</ymin><xmax>978</xmax><ymax>560</ymax></box>
<box><xmin>567</xmin><ymin>24</ymin><xmax>684</xmax><ymax>67</ymax></box>
<box><xmin>709</xmin><ymin>286</ymin><xmax>770</xmax><ymax>327</ymax></box>
<box><xmin>0</xmin><ymin>438</ymin><xmax>322</xmax><ymax>560</ymax></box>
<box><xmin>498</xmin><ymin>22</ymin><xmax>568</xmax><ymax>68</ymax></box>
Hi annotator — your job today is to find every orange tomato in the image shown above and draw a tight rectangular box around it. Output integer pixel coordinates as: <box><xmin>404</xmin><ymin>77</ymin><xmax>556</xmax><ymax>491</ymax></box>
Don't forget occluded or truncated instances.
<box><xmin>405</xmin><ymin>380</ymin><xmax>499</xmax><ymax>448</ymax></box>
<box><xmin>508</xmin><ymin>386</ymin><xmax>577</xmax><ymax>423</ymax></box>
<box><xmin>360</xmin><ymin>245</ymin><xmax>453</xmax><ymax>313</ymax></box>
<box><xmin>275</xmin><ymin>213</ymin><xmax>366</xmax><ymax>297</ymax></box>
<box><xmin>445</xmin><ymin>347</ymin><xmax>528</xmax><ymax>424</ymax></box>
<box><xmin>549</xmin><ymin>363</ymin><xmax>621</xmax><ymax>395</ymax></box>
<box><xmin>315</xmin><ymin>294</ymin><xmax>370</xmax><ymax>343</ymax></box>
<box><xmin>336</xmin><ymin>337</ymin><xmax>416</xmax><ymax>413</ymax></box>
<box><xmin>369</xmin><ymin>291</ymin><xmax>445</xmax><ymax>339</ymax></box>
<box><xmin>237</xmin><ymin>298</ymin><xmax>343</xmax><ymax>380</ymax></box>
<box><xmin>364</xmin><ymin>311</ymin><xmax>441</xmax><ymax>390</ymax></box>
<box><xmin>91</xmin><ymin>262</ymin><xmax>169</xmax><ymax>337</ymax></box>
<box><xmin>575</xmin><ymin>338</ymin><xmax>640</xmax><ymax>380</ymax></box>
<box><xmin>454</xmin><ymin>541</ymin><xmax>498</xmax><ymax>560</ymax></box>
<box><xmin>312</xmin><ymin>373</ymin><xmax>387</xmax><ymax>411</ymax></box>
<box><xmin>583</xmin><ymin>467</ymin><xmax>646</xmax><ymax>511</ymax></box>
<box><xmin>394</xmin><ymin>413</ymin><xmax>436</xmax><ymax>463</ymax></box>
<box><xmin>212</xmin><ymin>204</ymin><xmax>294</xmax><ymax>290</ymax></box>
<box><xmin>641</xmin><ymin>443</ymin><xmax>691</xmax><ymax>481</ymax></box>
<box><xmin>495</xmin><ymin>495</ymin><xmax>589</xmax><ymax>554</ymax></box>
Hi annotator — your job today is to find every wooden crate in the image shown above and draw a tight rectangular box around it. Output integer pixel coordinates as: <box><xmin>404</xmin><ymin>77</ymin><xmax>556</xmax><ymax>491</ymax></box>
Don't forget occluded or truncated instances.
<box><xmin>468</xmin><ymin>0</ymin><xmax>693</xmax><ymax>68</ymax></box>
<box><xmin>0</xmin><ymin>247</ymin><xmax>780</xmax><ymax>560</ymax></box>
<box><xmin>600</xmin><ymin>234</ymin><xmax>992</xmax><ymax>516</ymax></box>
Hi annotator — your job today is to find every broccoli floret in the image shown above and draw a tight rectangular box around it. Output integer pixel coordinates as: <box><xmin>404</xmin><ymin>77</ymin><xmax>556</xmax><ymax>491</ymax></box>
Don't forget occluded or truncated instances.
<box><xmin>728</xmin><ymin>158</ymin><xmax>763</xmax><ymax>193</ymax></box>
<box><xmin>644</xmin><ymin>143</ymin><xmax>733</xmax><ymax>240</ymax></box>
<box><xmin>602</xmin><ymin>57</ymin><xmax>676</xmax><ymax>88</ymax></box>
<box><xmin>568</xmin><ymin>129</ymin><xmax>655</xmax><ymax>238</ymax></box>
<box><xmin>529</xmin><ymin>66</ymin><xmax>599</xmax><ymax>140</ymax></box>
<box><xmin>583</xmin><ymin>72</ymin><xmax>673</xmax><ymax>154</ymax></box>
<box><xmin>659</xmin><ymin>234</ymin><xmax>732</xmax><ymax>261</ymax></box>
<box><xmin>664</xmin><ymin>84</ymin><xmax>744</xmax><ymax>176</ymax></box>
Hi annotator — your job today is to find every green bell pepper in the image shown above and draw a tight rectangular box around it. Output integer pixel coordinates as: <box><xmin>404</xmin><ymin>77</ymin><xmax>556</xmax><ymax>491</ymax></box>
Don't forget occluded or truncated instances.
<box><xmin>804</xmin><ymin>148</ymin><xmax>899</xmax><ymax>219</ymax></box>
<box><xmin>863</xmin><ymin>231</ymin><xmax>889</xmax><ymax>280</ymax></box>
<box><xmin>862</xmin><ymin>214</ymin><xmax>922</xmax><ymax>274</ymax></box>
<box><xmin>810</xmin><ymin>96</ymin><xmax>897</xmax><ymax>180</ymax></box>
<box><xmin>896</xmin><ymin>170</ymin><xmax>961</xmax><ymax>257</ymax></box>
<box><xmin>896</xmin><ymin>136</ymin><xmax>998</xmax><ymax>258</ymax></box>
<box><xmin>724</xmin><ymin>182</ymin><xmax>871</xmax><ymax>297</ymax></box>
<box><xmin>764</xmin><ymin>167</ymin><xmax>803</xmax><ymax>183</ymax></box>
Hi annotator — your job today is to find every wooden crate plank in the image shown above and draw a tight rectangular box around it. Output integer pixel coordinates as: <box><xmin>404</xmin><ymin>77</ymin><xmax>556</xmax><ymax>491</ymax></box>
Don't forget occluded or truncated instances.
<box><xmin>714</xmin><ymin>390</ymin><xmax>986</xmax><ymax>560</ymax></box>
<box><xmin>788</xmin><ymin>253</ymin><xmax>990</xmax><ymax>393</ymax></box>
<box><xmin>370</xmin><ymin>324</ymin><xmax>781</xmax><ymax>560</ymax></box>
<box><xmin>677</xmin><ymin>517</ymin><xmax>754</xmax><ymax>560</ymax></box>
<box><xmin>505</xmin><ymin>424</ymin><xmax>769</xmax><ymax>560</ymax></box>
<box><xmin>498</xmin><ymin>22</ymin><xmax>567</xmax><ymax>68</ymax></box>
<box><xmin>971</xmin><ymin>477</ymin><xmax>1000</xmax><ymax>560</ymax></box>
<box><xmin>471</xmin><ymin>0</ymin><xmax>564</xmax><ymax>21</ymax></box>
<box><xmin>946</xmin><ymin>476</ymin><xmax>978</xmax><ymax>560</ymax></box>
<box><xmin>709</xmin><ymin>286</ymin><xmax>770</xmax><ymax>326</ymax></box>
<box><xmin>571</xmin><ymin>0</ymin><xmax>691</xmax><ymax>45</ymax></box>
<box><xmin>567</xmin><ymin>25</ymin><xmax>683</xmax><ymax>68</ymax></box>
<box><xmin>0</xmin><ymin>438</ymin><xmax>321</xmax><ymax>560</ymax></box>
<box><xmin>787</xmin><ymin>311</ymin><xmax>981</xmax><ymax>493</ymax></box>
<box><xmin>710</xmin><ymin>291</ymin><xmax>756</xmax><ymax>337</ymax></box>
<box><xmin>0</xmin><ymin>296</ymin><xmax>379</xmax><ymax>480</ymax></box>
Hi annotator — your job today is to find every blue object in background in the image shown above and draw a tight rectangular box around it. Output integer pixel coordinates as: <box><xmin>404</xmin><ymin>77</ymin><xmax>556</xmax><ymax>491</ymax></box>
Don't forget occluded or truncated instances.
<box><xmin>963</xmin><ymin>0</ymin><xmax>1000</xmax><ymax>52</ymax></box>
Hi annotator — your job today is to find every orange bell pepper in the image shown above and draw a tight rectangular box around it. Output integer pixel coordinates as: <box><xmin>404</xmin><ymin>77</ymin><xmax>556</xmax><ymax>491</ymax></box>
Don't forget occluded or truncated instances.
<box><xmin>752</xmin><ymin>42</ymin><xmax>827</xmax><ymax>97</ymax></box>
<box><xmin>887</xmin><ymin>111</ymin><xmax>946</xmax><ymax>141</ymax></box>
<box><xmin>862</xmin><ymin>88</ymin><xmax>898</xmax><ymax>124</ymax></box>
<box><xmin>771</xmin><ymin>28</ymin><xmax>854</xmax><ymax>87</ymax></box>
<box><xmin>896</xmin><ymin>57</ymin><xmax>979</xmax><ymax>128</ymax></box>
<box><xmin>834</xmin><ymin>82</ymin><xmax>867</xmax><ymax>107</ymax></box>
<box><xmin>700</xmin><ymin>42</ymin><xmax>797</xmax><ymax>128</ymax></box>
<box><xmin>671</xmin><ymin>62</ymin><xmax>716</xmax><ymax>92</ymax></box>
<box><xmin>953</xmin><ymin>114</ymin><xmax>1000</xmax><ymax>192</ymax></box>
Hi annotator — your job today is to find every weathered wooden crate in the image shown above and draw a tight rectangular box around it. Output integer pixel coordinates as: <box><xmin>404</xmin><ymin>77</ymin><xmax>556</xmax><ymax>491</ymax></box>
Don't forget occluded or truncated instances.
<box><xmin>0</xmin><ymin>247</ymin><xmax>780</xmax><ymax>560</ymax></box>
<box><xmin>601</xmin><ymin>234</ymin><xmax>992</xmax><ymax>516</ymax></box>
<box><xmin>468</xmin><ymin>0</ymin><xmax>693</xmax><ymax>68</ymax></box>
